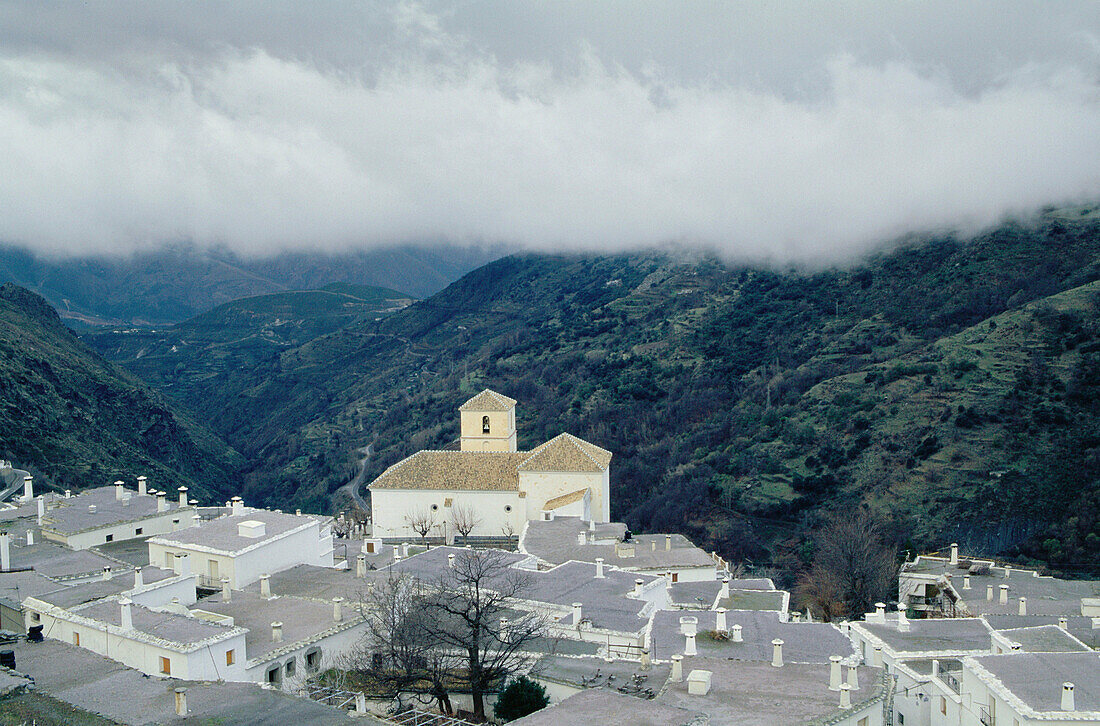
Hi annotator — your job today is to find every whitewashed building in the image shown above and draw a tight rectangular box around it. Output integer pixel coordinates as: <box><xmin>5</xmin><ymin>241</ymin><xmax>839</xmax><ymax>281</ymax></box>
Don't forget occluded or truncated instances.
<box><xmin>39</xmin><ymin>480</ymin><xmax>194</xmax><ymax>550</ymax></box>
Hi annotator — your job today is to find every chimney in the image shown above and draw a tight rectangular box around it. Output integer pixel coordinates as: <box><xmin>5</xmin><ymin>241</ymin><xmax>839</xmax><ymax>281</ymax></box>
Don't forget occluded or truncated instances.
<box><xmin>1005</xmin><ymin>565</ymin><xmax>1012</xmax><ymax>578</ymax></box>
<box><xmin>950</xmin><ymin>543</ymin><xmax>958</xmax><ymax>565</ymax></box>
<box><xmin>1019</xmin><ymin>597</ymin><xmax>1027</xmax><ymax>616</ymax></box>
<box><xmin>987</xmin><ymin>584</ymin><xmax>994</xmax><ymax>601</ymax></box>
<box><xmin>102</xmin><ymin>566</ymin><xmax>112</xmax><ymax>581</ymax></box>
<box><xmin>651</xmin><ymin>541</ymin><xmax>656</xmax><ymax>551</ymax></box>
<box><xmin>633</xmin><ymin>579</ymin><xmax>644</xmax><ymax>597</ymax></box>
<box><xmin>872</xmin><ymin>645</ymin><xmax>883</xmax><ymax>668</ymax></box>
<box><xmin>115</xmin><ymin>481</ymin><xmax>125</xmax><ymax>500</ymax></box>
<box><xmin>175</xmin><ymin>553</ymin><xmax>190</xmax><ymax>577</ymax></box>
<box><xmin>1059</xmin><ymin>617</ymin><xmax>1069</xmax><ymax>630</ymax></box>
<box><xmin>260</xmin><ymin>573</ymin><xmax>271</xmax><ymax>599</ymax></box>
<box><xmin>897</xmin><ymin>609</ymin><xmax>910</xmax><ymax>632</ymax></box>
<box><xmin>64</xmin><ymin>489</ymin><xmax>71</xmax><ymax>499</ymax></box>
<box><xmin>333</xmin><ymin>596</ymin><xmax>344</xmax><ymax>623</ymax></box>
<box><xmin>447</xmin><ymin>553</ymin><xmax>455</xmax><ymax>568</ymax></box>
<box><xmin>356</xmin><ymin>553</ymin><xmax>367</xmax><ymax>577</ymax></box>
<box><xmin>720</xmin><ymin>577</ymin><xmax>730</xmax><ymax>599</ymax></box>
<box><xmin>137</xmin><ymin>476</ymin><xmax>147</xmax><ymax>496</ymax></box>
<box><xmin>231</xmin><ymin>496</ymin><xmax>244</xmax><ymax>516</ymax></box>
<box><xmin>296</xmin><ymin>509</ymin><xmax>302</xmax><ymax>516</ymax></box>
<box><xmin>174</xmin><ymin>688</ymin><xmax>188</xmax><ymax>718</ymax></box>
<box><xmin>680</xmin><ymin>616</ymin><xmax>698</xmax><ymax>644</ymax></box>
<box><xmin>25</xmin><ymin>530</ymin><xmax>33</xmax><ymax>546</ymax></box>
<box><xmin>192</xmin><ymin>514</ymin><xmax>202</xmax><ymax>528</ymax></box>
<box><xmin>839</xmin><ymin>683</ymin><xmax>852</xmax><ymax>709</ymax></box>
<box><xmin>595</xmin><ymin>558</ymin><xmax>605</xmax><ymax>579</ymax></box>
<box><xmin>1063</xmin><ymin>682</ymin><xmax>1076</xmax><ymax>711</ymax></box>
<box><xmin>120</xmin><ymin>598</ymin><xmax>133</xmax><ymax>630</ymax></box>
<box><xmin>33</xmin><ymin>497</ymin><xmax>42</xmax><ymax>526</ymax></box>
<box><xmin>670</xmin><ymin>654</ymin><xmax>683</xmax><ymax>682</ymax></box>
<box><xmin>577</xmin><ymin>532</ymin><xmax>587</xmax><ymax>546</ymax></box>
<box><xmin>875</xmin><ymin>602</ymin><xmax>886</xmax><ymax>620</ymax></box>
<box><xmin>134</xmin><ymin>568</ymin><xmax>143</xmax><ymax>589</ymax></box>
<box><xmin>156</xmin><ymin>492</ymin><xmax>167</xmax><ymax>513</ymax></box>
<box><xmin>271</xmin><ymin>622</ymin><xmax>283</xmax><ymax>643</ymax></box>
<box><xmin>89</xmin><ymin>504</ymin><xmax>97</xmax><ymax>514</ymax></box>
<box><xmin>588</xmin><ymin>519</ymin><xmax>595</xmax><ymax>532</ymax></box>
<box><xmin>731</xmin><ymin>624</ymin><xmax>743</xmax><ymax>642</ymax></box>
<box><xmin>963</xmin><ymin>575</ymin><xmax>971</xmax><ymax>590</ymax></box>
<box><xmin>22</xmin><ymin>476</ymin><xmax>33</xmax><ymax>501</ymax></box>
<box><xmin>572</xmin><ymin>602</ymin><xmax>583</xmax><ymax>624</ymax></box>
<box><xmin>847</xmin><ymin>663</ymin><xmax>859</xmax><ymax>689</ymax></box>
<box><xmin>715</xmin><ymin>608</ymin><xmax>727</xmax><ymax>632</ymax></box>
<box><xmin>0</xmin><ymin>532</ymin><xmax>11</xmax><ymax>571</ymax></box>
<box><xmin>640</xmin><ymin>649</ymin><xmax>651</xmax><ymax>670</ymax></box>
<box><xmin>999</xmin><ymin>584</ymin><xmax>1009</xmax><ymax>604</ymax></box>
<box><xmin>666</xmin><ymin>571</ymin><xmax>674</xmax><ymax>590</ymax></box>
<box><xmin>394</xmin><ymin>548</ymin><xmax>403</xmax><ymax>563</ymax></box>
<box><xmin>178</xmin><ymin>487</ymin><xmax>188</xmax><ymax>507</ymax></box>
<box><xmin>665</xmin><ymin>533</ymin><xmax>672</xmax><ymax>551</ymax></box>
<box><xmin>771</xmin><ymin>639</ymin><xmax>784</xmax><ymax>667</ymax></box>
<box><xmin>829</xmin><ymin>656</ymin><xmax>842</xmax><ymax>691</ymax></box>
<box><xmin>221</xmin><ymin>578</ymin><xmax>231</xmax><ymax>602</ymax></box>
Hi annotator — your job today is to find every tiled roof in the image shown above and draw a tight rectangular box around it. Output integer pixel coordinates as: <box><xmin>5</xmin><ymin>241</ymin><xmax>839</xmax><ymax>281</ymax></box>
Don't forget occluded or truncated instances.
<box><xmin>458</xmin><ymin>389</ymin><xmax>517</xmax><ymax>412</ymax></box>
<box><xmin>519</xmin><ymin>433</ymin><xmax>612</xmax><ymax>472</ymax></box>
<box><xmin>369</xmin><ymin>451</ymin><xmax>528</xmax><ymax>491</ymax></box>
<box><xmin>543</xmin><ymin>489</ymin><xmax>588</xmax><ymax>510</ymax></box>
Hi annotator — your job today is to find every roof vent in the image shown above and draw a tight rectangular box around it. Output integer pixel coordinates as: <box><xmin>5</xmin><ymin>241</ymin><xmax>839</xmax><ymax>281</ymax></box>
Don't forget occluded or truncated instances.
<box><xmin>238</xmin><ymin>520</ymin><xmax>266</xmax><ymax>538</ymax></box>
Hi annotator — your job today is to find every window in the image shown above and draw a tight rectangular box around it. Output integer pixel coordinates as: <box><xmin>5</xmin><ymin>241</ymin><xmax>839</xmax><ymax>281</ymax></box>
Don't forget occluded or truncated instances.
<box><xmin>858</xmin><ymin>719</ymin><xmax>868</xmax><ymax>726</ymax></box>
<box><xmin>431</xmin><ymin>504</ymin><xmax>439</xmax><ymax>511</ymax></box>
<box><xmin>209</xmin><ymin>560</ymin><xmax>219</xmax><ymax>579</ymax></box>
<box><xmin>285</xmin><ymin>658</ymin><xmax>296</xmax><ymax>677</ymax></box>
<box><xmin>482</xmin><ymin>415</ymin><xmax>490</xmax><ymax>433</ymax></box>
<box><xmin>504</xmin><ymin>505</ymin><xmax>512</xmax><ymax>512</ymax></box>
<box><xmin>940</xmin><ymin>697</ymin><xmax>947</xmax><ymax>715</ymax></box>
<box><xmin>30</xmin><ymin>613</ymin><xmax>40</xmax><ymax>623</ymax></box>
<box><xmin>172</xmin><ymin>519</ymin><xmax>180</xmax><ymax>525</ymax></box>
<box><xmin>226</xmin><ymin>649</ymin><xmax>235</xmax><ymax>666</ymax></box>
<box><xmin>73</xmin><ymin>632</ymin><xmax>80</xmax><ymax>646</ymax></box>
<box><xmin>366</xmin><ymin>541</ymin><xmax>375</xmax><ymax>554</ymax></box>
<box><xmin>266</xmin><ymin>665</ymin><xmax>281</xmax><ymax>684</ymax></box>
<box><xmin>671</xmin><ymin>573</ymin><xmax>679</xmax><ymax>583</ymax></box>
<box><xmin>105</xmin><ymin>534</ymin><xmax>114</xmax><ymax>542</ymax></box>
<box><xmin>305</xmin><ymin>648</ymin><xmax>321</xmax><ymax>672</ymax></box>
<box><xmin>165</xmin><ymin>552</ymin><xmax>174</xmax><ymax>568</ymax></box>
<box><xmin>135</xmin><ymin>527</ymin><xmax>143</xmax><ymax>535</ymax></box>
<box><xmin>160</xmin><ymin>656</ymin><xmax>171</xmax><ymax>675</ymax></box>
<box><xmin>897</xmin><ymin>714</ymin><xmax>904</xmax><ymax>725</ymax></box>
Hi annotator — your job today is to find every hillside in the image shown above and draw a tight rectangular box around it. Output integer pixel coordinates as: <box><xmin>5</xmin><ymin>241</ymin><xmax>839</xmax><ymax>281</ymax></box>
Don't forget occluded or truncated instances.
<box><xmin>0</xmin><ymin>243</ymin><xmax>500</xmax><ymax>326</ymax></box>
<box><xmin>0</xmin><ymin>284</ymin><xmax>243</xmax><ymax>500</ymax></box>
<box><xmin>87</xmin><ymin>213</ymin><xmax>1100</xmax><ymax>577</ymax></box>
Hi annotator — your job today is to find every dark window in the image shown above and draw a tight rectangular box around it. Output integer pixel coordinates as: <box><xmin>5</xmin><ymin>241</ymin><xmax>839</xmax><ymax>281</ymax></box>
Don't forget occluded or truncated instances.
<box><xmin>504</xmin><ymin>505</ymin><xmax>512</xmax><ymax>513</ymax></box>
<box><xmin>172</xmin><ymin>519</ymin><xmax>180</xmax><ymax>525</ymax></box>
<box><xmin>134</xmin><ymin>527</ymin><xmax>143</xmax><ymax>535</ymax></box>
<box><xmin>482</xmin><ymin>415</ymin><xmax>491</xmax><ymax>434</ymax></box>
<box><xmin>431</xmin><ymin>504</ymin><xmax>439</xmax><ymax>511</ymax></box>
<box><xmin>105</xmin><ymin>534</ymin><xmax>114</xmax><ymax>542</ymax></box>
<box><xmin>306</xmin><ymin>649</ymin><xmax>321</xmax><ymax>672</ymax></box>
<box><xmin>285</xmin><ymin>658</ymin><xmax>296</xmax><ymax>677</ymax></box>
<box><xmin>266</xmin><ymin>665</ymin><xmax>281</xmax><ymax>684</ymax></box>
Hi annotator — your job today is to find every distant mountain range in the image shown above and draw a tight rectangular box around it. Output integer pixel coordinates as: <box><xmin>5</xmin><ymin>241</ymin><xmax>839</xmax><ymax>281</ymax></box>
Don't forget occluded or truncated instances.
<box><xmin>0</xmin><ymin>243</ymin><xmax>503</xmax><ymax>326</ymax></box>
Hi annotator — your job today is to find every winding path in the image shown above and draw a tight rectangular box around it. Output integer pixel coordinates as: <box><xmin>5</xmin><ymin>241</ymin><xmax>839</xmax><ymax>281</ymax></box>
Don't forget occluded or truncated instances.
<box><xmin>335</xmin><ymin>439</ymin><xmax>375</xmax><ymax>511</ymax></box>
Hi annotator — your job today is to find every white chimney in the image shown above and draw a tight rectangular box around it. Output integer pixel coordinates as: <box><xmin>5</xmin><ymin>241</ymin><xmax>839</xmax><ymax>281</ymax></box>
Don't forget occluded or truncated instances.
<box><xmin>872</xmin><ymin>645</ymin><xmax>883</xmax><ymax>668</ymax></box>
<box><xmin>192</xmin><ymin>514</ymin><xmax>202</xmax><ymax>528</ymax></box>
<box><xmin>64</xmin><ymin>489</ymin><xmax>71</xmax><ymax>499</ymax></box>
<box><xmin>115</xmin><ymin>481</ymin><xmax>125</xmax><ymax>500</ymax></box>
<box><xmin>1005</xmin><ymin>565</ymin><xmax>1012</xmax><ymax>578</ymax></box>
<box><xmin>260</xmin><ymin>573</ymin><xmax>271</xmax><ymax>599</ymax></box>
<box><xmin>731</xmin><ymin>624</ymin><xmax>743</xmax><ymax>642</ymax></box>
<box><xmin>134</xmin><ymin>568</ymin><xmax>143</xmax><ymax>589</ymax></box>
<box><xmin>715</xmin><ymin>608</ymin><xmax>727</xmax><ymax>632</ymax></box>
<box><xmin>22</xmin><ymin>476</ymin><xmax>32</xmax><ymax>501</ymax></box>
<box><xmin>680</xmin><ymin>616</ymin><xmax>698</xmax><ymax>636</ymax></box>
<box><xmin>771</xmin><ymin>639</ymin><xmax>784</xmax><ymax>667</ymax></box>
<box><xmin>685</xmin><ymin>631</ymin><xmax>697</xmax><ymax>656</ymax></box>
<box><xmin>720</xmin><ymin>578</ymin><xmax>730</xmax><ymax>599</ymax></box>
<box><xmin>394</xmin><ymin>548</ymin><xmax>403</xmax><ymax>563</ymax></box>
<box><xmin>333</xmin><ymin>596</ymin><xmax>344</xmax><ymax>623</ymax></box>
<box><xmin>295</xmin><ymin>509</ymin><xmax>302</xmax><ymax>516</ymax></box>
<box><xmin>633</xmin><ymin>579</ymin><xmax>644</xmax><ymax>597</ymax></box>
<box><xmin>963</xmin><ymin>575</ymin><xmax>971</xmax><ymax>590</ymax></box>
<box><xmin>847</xmin><ymin>663</ymin><xmax>859</xmax><ymax>689</ymax></box>
<box><xmin>356</xmin><ymin>553</ymin><xmax>367</xmax><ymax>577</ymax></box>
<box><xmin>897</xmin><ymin>609</ymin><xmax>910</xmax><ymax>632</ymax></box>
<box><xmin>178</xmin><ymin>487</ymin><xmax>188</xmax><ymax>507</ymax></box>
<box><xmin>875</xmin><ymin>602</ymin><xmax>886</xmax><ymax>620</ymax></box>
<box><xmin>156</xmin><ymin>492</ymin><xmax>167</xmax><ymax>512</ymax></box>
<box><xmin>651</xmin><ymin>540</ymin><xmax>656</xmax><ymax>551</ymax></box>
<box><xmin>272</xmin><ymin>621</ymin><xmax>283</xmax><ymax>643</ymax></box>
<box><xmin>231</xmin><ymin>496</ymin><xmax>244</xmax><ymax>516</ymax></box>
<box><xmin>595</xmin><ymin>558</ymin><xmax>605</xmax><ymax>579</ymax></box>
<box><xmin>839</xmin><ymin>683</ymin><xmax>852</xmax><ymax>709</ymax></box>
<box><xmin>1059</xmin><ymin>617</ymin><xmax>1069</xmax><ymax>630</ymax></box>
<box><xmin>1063</xmin><ymin>682</ymin><xmax>1076</xmax><ymax>711</ymax></box>
<box><xmin>986</xmin><ymin>585</ymin><xmax>994</xmax><ymax>601</ymax></box>
<box><xmin>89</xmin><ymin>504</ymin><xmax>97</xmax><ymax>514</ymax></box>
<box><xmin>829</xmin><ymin>656</ymin><xmax>843</xmax><ymax>691</ymax></box>
<box><xmin>102</xmin><ymin>566</ymin><xmax>112</xmax><ymax>581</ymax></box>
<box><xmin>577</xmin><ymin>532</ymin><xmax>587</xmax><ymax>546</ymax></box>
<box><xmin>447</xmin><ymin>553</ymin><xmax>455</xmax><ymax>568</ymax></box>
<box><xmin>670</xmin><ymin>654</ymin><xmax>683</xmax><ymax>682</ymax></box>
<box><xmin>174</xmin><ymin>688</ymin><xmax>188</xmax><ymax>717</ymax></box>
<box><xmin>950</xmin><ymin>543</ymin><xmax>958</xmax><ymax>565</ymax></box>
<box><xmin>572</xmin><ymin>602</ymin><xmax>583</xmax><ymax>624</ymax></box>
<box><xmin>1019</xmin><ymin>597</ymin><xmax>1027</xmax><ymax>616</ymax></box>
<box><xmin>25</xmin><ymin>530</ymin><xmax>33</xmax><ymax>546</ymax></box>
<box><xmin>999</xmin><ymin>584</ymin><xmax>1009</xmax><ymax>604</ymax></box>
<box><xmin>0</xmin><ymin>532</ymin><xmax>10</xmax><ymax>571</ymax></box>
<box><xmin>588</xmin><ymin>519</ymin><xmax>595</xmax><ymax>532</ymax></box>
<box><xmin>120</xmin><ymin>598</ymin><xmax>133</xmax><ymax>630</ymax></box>
<box><xmin>137</xmin><ymin>476</ymin><xmax>147</xmax><ymax>496</ymax></box>
<box><xmin>221</xmin><ymin>578</ymin><xmax>231</xmax><ymax>602</ymax></box>
<box><xmin>666</xmin><ymin>571</ymin><xmax>674</xmax><ymax>590</ymax></box>
<box><xmin>665</xmin><ymin>533</ymin><xmax>672</xmax><ymax>551</ymax></box>
<box><xmin>175</xmin><ymin>553</ymin><xmax>190</xmax><ymax>577</ymax></box>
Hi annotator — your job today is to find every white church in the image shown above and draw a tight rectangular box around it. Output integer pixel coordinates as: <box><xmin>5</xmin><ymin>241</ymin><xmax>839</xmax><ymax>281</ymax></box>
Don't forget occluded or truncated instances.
<box><xmin>368</xmin><ymin>389</ymin><xmax>612</xmax><ymax>540</ymax></box>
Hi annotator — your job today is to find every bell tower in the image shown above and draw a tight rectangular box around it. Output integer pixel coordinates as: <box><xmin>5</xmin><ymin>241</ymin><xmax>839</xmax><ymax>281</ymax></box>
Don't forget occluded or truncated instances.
<box><xmin>458</xmin><ymin>389</ymin><xmax>517</xmax><ymax>452</ymax></box>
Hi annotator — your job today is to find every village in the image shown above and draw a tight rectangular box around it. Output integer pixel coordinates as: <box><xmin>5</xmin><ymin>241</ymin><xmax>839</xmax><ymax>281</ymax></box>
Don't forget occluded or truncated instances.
<box><xmin>0</xmin><ymin>391</ymin><xmax>1096</xmax><ymax>725</ymax></box>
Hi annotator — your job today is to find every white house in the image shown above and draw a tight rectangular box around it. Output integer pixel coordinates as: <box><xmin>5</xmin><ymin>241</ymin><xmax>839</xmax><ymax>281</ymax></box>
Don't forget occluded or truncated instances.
<box><xmin>369</xmin><ymin>390</ymin><xmax>612</xmax><ymax>540</ymax></box>
<box><xmin>39</xmin><ymin>480</ymin><xmax>195</xmax><ymax>550</ymax></box>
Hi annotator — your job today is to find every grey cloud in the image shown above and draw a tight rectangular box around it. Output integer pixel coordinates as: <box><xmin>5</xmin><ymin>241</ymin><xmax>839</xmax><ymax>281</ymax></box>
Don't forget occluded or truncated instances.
<box><xmin>0</xmin><ymin>1</ymin><xmax>1098</xmax><ymax>261</ymax></box>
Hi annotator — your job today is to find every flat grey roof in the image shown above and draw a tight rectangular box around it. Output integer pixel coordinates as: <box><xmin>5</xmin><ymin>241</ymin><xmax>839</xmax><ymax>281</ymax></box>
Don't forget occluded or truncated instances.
<box><xmin>40</xmin><ymin>486</ymin><xmax>186</xmax><ymax>535</ymax></box>
<box><xmin>77</xmin><ymin>599</ymin><xmax>237</xmax><ymax>646</ymax></box>
<box><xmin>7</xmin><ymin>638</ymin><xmax>358</xmax><ymax>725</ymax></box>
<box><xmin>528</xmin><ymin>561</ymin><xmax>656</xmax><ymax>634</ymax></box>
<box><xmin>649</xmin><ymin>609</ymin><xmax>856</xmax><ymax>663</ymax></box>
<box><xmin>383</xmin><ymin>545</ymin><xmax>532</xmax><ymax>586</ymax></box>
<box><xmin>656</xmin><ymin>656</ymin><xmax>882</xmax><ymax>726</ymax></box>
<box><xmin>534</xmin><ymin>654</ymin><xmax>670</xmax><ymax>690</ymax></box>
<box><xmin>861</xmin><ymin>618</ymin><xmax>992</xmax><ymax>654</ymax></box>
<box><xmin>972</xmin><ymin>651</ymin><xmax>1100</xmax><ymax>712</ymax></box>
<box><xmin>511</xmin><ymin>687</ymin><xmax>703</xmax><ymax>726</ymax></box>
<box><xmin>996</xmin><ymin>625</ymin><xmax>1090</xmax><ymax>652</ymax></box>
<box><xmin>255</xmin><ymin>564</ymin><xmax>369</xmax><ymax>602</ymax></box>
<box><xmin>982</xmin><ymin>613</ymin><xmax>1100</xmax><ymax>649</ymax></box>
<box><xmin>0</xmin><ymin>570</ymin><xmax>65</xmax><ymax>608</ymax></box>
<box><xmin>35</xmin><ymin>578</ymin><xmax>131</xmax><ymax>608</ymax></box>
<box><xmin>521</xmin><ymin>517</ymin><xmax>714</xmax><ymax>569</ymax></box>
<box><xmin>150</xmin><ymin>509</ymin><xmax>326</xmax><ymax>554</ymax></box>
<box><xmin>7</xmin><ymin>541</ymin><xmax>120</xmax><ymax>579</ymax></box>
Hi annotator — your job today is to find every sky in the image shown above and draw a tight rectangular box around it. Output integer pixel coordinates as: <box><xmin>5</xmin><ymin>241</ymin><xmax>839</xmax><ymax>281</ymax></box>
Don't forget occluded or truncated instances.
<box><xmin>1</xmin><ymin>1</ymin><xmax>1099</xmax><ymax>262</ymax></box>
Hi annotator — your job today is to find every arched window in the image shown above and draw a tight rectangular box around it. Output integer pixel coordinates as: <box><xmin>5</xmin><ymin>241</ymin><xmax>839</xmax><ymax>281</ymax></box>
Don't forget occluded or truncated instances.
<box><xmin>482</xmin><ymin>415</ymin><xmax>491</xmax><ymax>434</ymax></box>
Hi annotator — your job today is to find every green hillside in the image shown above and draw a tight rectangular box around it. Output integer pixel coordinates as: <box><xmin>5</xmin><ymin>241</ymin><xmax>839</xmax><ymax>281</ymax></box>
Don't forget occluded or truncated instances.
<box><xmin>86</xmin><ymin>213</ymin><xmax>1100</xmax><ymax>578</ymax></box>
<box><xmin>0</xmin><ymin>284</ymin><xmax>242</xmax><ymax>500</ymax></box>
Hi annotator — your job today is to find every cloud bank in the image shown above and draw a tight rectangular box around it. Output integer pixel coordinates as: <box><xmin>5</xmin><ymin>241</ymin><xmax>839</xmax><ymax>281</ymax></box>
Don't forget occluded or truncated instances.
<box><xmin>1</xmin><ymin>1</ymin><xmax>1099</xmax><ymax>261</ymax></box>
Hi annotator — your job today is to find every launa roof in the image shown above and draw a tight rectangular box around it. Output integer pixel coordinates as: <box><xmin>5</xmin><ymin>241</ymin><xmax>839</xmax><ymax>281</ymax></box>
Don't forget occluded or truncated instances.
<box><xmin>369</xmin><ymin>451</ymin><xmax>528</xmax><ymax>491</ymax></box>
<box><xmin>458</xmin><ymin>389</ymin><xmax>518</xmax><ymax>412</ymax></box>
<box><xmin>519</xmin><ymin>433</ymin><xmax>612</xmax><ymax>472</ymax></box>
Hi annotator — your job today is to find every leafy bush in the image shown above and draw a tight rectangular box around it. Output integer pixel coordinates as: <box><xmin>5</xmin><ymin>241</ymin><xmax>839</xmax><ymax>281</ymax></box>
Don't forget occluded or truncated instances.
<box><xmin>494</xmin><ymin>676</ymin><xmax>549</xmax><ymax>722</ymax></box>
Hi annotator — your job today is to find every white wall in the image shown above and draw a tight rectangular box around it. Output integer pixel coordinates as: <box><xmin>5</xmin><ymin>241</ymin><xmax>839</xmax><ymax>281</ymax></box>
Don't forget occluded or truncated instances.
<box><xmin>47</xmin><ymin>508</ymin><xmax>195</xmax><ymax>550</ymax></box>
<box><xmin>519</xmin><ymin>471</ymin><xmax>608</xmax><ymax>524</ymax></box>
<box><xmin>245</xmin><ymin>620</ymin><xmax>369</xmax><ymax>690</ymax></box>
<box><xmin>371</xmin><ymin>489</ymin><xmax>524</xmax><ymax>540</ymax></box>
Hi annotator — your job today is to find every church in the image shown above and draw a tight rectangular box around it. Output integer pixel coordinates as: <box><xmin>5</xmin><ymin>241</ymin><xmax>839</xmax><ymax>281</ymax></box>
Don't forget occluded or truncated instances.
<box><xmin>368</xmin><ymin>389</ymin><xmax>611</xmax><ymax>540</ymax></box>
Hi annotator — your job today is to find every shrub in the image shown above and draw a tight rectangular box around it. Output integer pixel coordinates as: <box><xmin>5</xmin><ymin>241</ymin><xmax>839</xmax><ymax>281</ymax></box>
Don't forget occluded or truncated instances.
<box><xmin>494</xmin><ymin>676</ymin><xmax>550</xmax><ymax>722</ymax></box>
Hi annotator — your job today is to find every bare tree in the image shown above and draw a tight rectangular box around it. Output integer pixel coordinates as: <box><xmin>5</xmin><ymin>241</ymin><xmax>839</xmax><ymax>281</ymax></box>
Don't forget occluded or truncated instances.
<box><xmin>450</xmin><ymin>503</ymin><xmax>482</xmax><ymax>544</ymax></box>
<box><xmin>405</xmin><ymin>507</ymin><xmax>437</xmax><ymax>548</ymax></box>
<box><xmin>798</xmin><ymin>509</ymin><xmax>897</xmax><ymax>621</ymax></box>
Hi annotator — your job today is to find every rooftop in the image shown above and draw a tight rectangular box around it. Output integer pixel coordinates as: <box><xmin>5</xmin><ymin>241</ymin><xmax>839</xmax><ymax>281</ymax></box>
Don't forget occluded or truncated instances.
<box><xmin>6</xmin><ymin>540</ymin><xmax>124</xmax><ymax>580</ymax></box>
<box><xmin>982</xmin><ymin>613</ymin><xmax>1100</xmax><ymax>649</ymax></box>
<box><xmin>0</xmin><ymin>569</ymin><xmax>65</xmax><ymax>609</ymax></box>
<box><xmin>521</xmin><ymin>517</ymin><xmax>715</xmax><ymax>570</ymax></box>
<box><xmin>76</xmin><ymin>599</ymin><xmax>239</xmax><ymax>647</ymax></box>
<box><xmin>529</xmin><ymin>561</ymin><xmax>657</xmax><ymax>634</ymax></box>
<box><xmin>39</xmin><ymin>486</ymin><xmax>186</xmax><ymax>535</ymax></box>
<box><xmin>995</xmin><ymin>624</ymin><xmax>1091</xmax><ymax>652</ymax></box>
<box><xmin>33</xmin><ymin>566</ymin><xmax>178</xmax><ymax>609</ymax></box>
<box><xmin>253</xmin><ymin>563</ymin><xmax>367</xmax><ymax>602</ymax></box>
<box><xmin>368</xmin><ymin>450</ymin><xmax>527</xmax><ymax>491</ymax></box>
<box><xmin>518</xmin><ymin>433</ymin><xmax>612</xmax><ymax>472</ymax></box>
<box><xmin>860</xmin><ymin>617</ymin><xmax>993</xmax><ymax>655</ymax></box>
<box><xmin>459</xmin><ymin>388</ymin><xmax>517</xmax><ymax>412</ymax></box>
<box><xmin>511</xmin><ymin>687</ymin><xmax>702</xmax><ymax>726</ymax></box>
<box><xmin>970</xmin><ymin>651</ymin><xmax>1100</xmax><ymax>713</ymax></box>
<box><xmin>149</xmin><ymin>509</ymin><xmax>326</xmax><ymax>555</ymax></box>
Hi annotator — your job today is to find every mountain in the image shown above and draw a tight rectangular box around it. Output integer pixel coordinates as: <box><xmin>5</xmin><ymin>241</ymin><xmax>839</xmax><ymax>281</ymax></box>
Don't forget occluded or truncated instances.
<box><xmin>0</xmin><ymin>243</ymin><xmax>502</xmax><ymax>327</ymax></box>
<box><xmin>86</xmin><ymin>211</ymin><xmax>1100</xmax><ymax>577</ymax></box>
<box><xmin>0</xmin><ymin>284</ymin><xmax>242</xmax><ymax>500</ymax></box>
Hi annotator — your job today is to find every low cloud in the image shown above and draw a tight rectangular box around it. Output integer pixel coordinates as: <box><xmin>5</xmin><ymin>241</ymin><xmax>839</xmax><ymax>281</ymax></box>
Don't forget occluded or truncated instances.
<box><xmin>0</xmin><ymin>2</ymin><xmax>1098</xmax><ymax>262</ymax></box>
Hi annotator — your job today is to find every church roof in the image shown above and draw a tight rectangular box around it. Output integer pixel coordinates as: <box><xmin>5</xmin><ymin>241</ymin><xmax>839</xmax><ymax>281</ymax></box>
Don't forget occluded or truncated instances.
<box><xmin>458</xmin><ymin>389</ymin><xmax>517</xmax><ymax>412</ymax></box>
<box><xmin>369</xmin><ymin>451</ymin><xmax>527</xmax><ymax>491</ymax></box>
<box><xmin>519</xmin><ymin>433</ymin><xmax>612</xmax><ymax>473</ymax></box>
